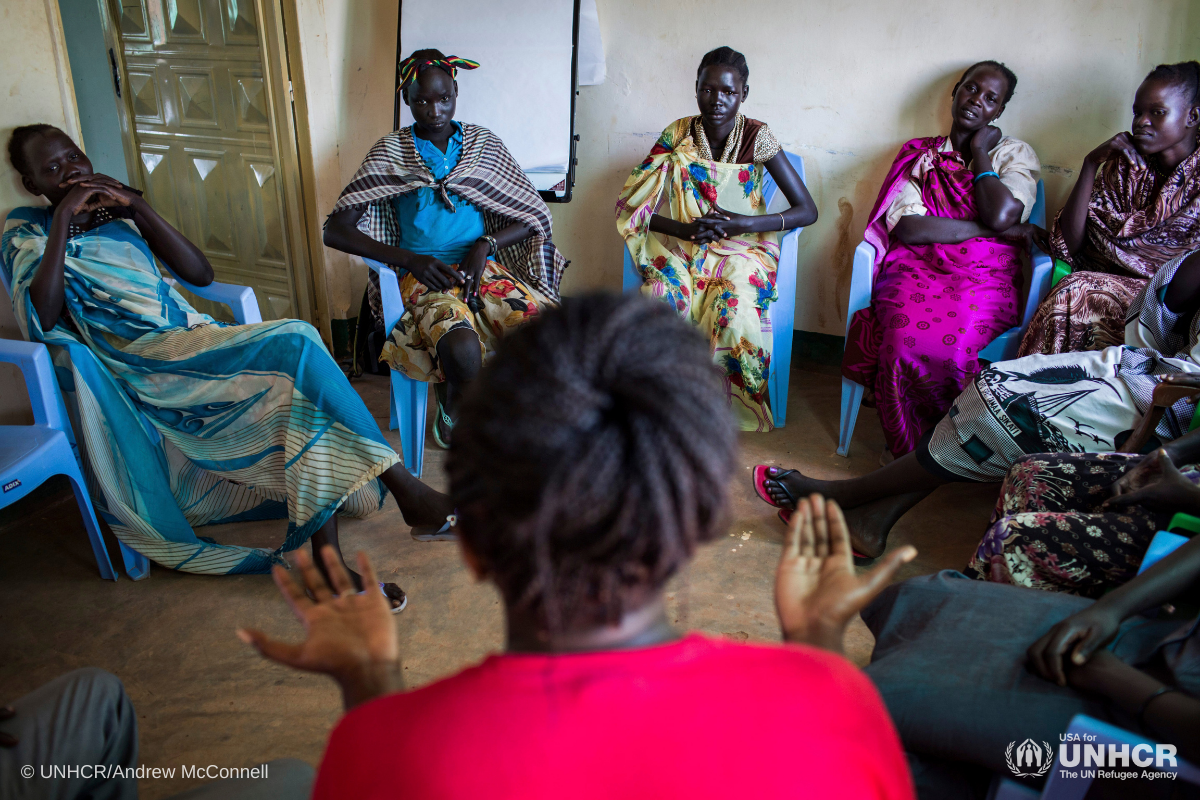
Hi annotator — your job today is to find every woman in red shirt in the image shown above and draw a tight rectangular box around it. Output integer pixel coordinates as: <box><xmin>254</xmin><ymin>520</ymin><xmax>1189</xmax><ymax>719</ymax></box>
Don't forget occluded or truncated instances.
<box><xmin>238</xmin><ymin>294</ymin><xmax>916</xmax><ymax>799</ymax></box>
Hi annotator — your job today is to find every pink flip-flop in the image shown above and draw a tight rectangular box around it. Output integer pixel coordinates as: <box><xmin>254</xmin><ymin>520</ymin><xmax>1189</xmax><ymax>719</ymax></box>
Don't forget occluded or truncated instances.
<box><xmin>753</xmin><ymin>465</ymin><xmax>798</xmax><ymax>509</ymax></box>
<box><xmin>776</xmin><ymin>508</ymin><xmax>876</xmax><ymax>566</ymax></box>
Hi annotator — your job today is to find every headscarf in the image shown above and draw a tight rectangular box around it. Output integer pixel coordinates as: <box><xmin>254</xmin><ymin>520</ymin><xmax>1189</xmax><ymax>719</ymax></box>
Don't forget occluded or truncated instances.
<box><xmin>398</xmin><ymin>54</ymin><xmax>480</xmax><ymax>93</ymax></box>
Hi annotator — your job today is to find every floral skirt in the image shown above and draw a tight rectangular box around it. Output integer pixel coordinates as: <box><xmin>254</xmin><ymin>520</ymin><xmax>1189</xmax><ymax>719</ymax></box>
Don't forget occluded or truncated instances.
<box><xmin>640</xmin><ymin>249</ymin><xmax>776</xmax><ymax>432</ymax></box>
<box><xmin>1016</xmin><ymin>271</ymin><xmax>1147</xmax><ymax>357</ymax></box>
<box><xmin>380</xmin><ymin>259</ymin><xmax>550</xmax><ymax>382</ymax></box>
<box><xmin>964</xmin><ymin>452</ymin><xmax>1197</xmax><ymax>597</ymax></box>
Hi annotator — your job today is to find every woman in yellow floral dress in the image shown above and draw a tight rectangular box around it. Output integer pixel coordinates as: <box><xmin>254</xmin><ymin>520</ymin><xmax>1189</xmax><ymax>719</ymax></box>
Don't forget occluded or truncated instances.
<box><xmin>617</xmin><ymin>48</ymin><xmax>815</xmax><ymax>431</ymax></box>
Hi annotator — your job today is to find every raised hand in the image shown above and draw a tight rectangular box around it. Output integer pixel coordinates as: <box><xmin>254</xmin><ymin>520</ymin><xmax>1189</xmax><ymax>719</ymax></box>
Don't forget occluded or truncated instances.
<box><xmin>1087</xmin><ymin>132</ymin><xmax>1147</xmax><ymax>171</ymax></box>
<box><xmin>58</xmin><ymin>183</ymin><xmax>110</xmax><ymax>217</ymax></box>
<box><xmin>774</xmin><ymin>494</ymin><xmax>916</xmax><ymax>654</ymax></box>
<box><xmin>237</xmin><ymin>546</ymin><xmax>400</xmax><ymax>710</ymax></box>
<box><xmin>971</xmin><ymin>124</ymin><xmax>1004</xmax><ymax>154</ymax></box>
<box><xmin>1104</xmin><ymin>449</ymin><xmax>1200</xmax><ymax>516</ymax></box>
<box><xmin>61</xmin><ymin>173</ymin><xmax>141</xmax><ymax>208</ymax></box>
<box><xmin>1027</xmin><ymin>603</ymin><xmax>1123</xmax><ymax>686</ymax></box>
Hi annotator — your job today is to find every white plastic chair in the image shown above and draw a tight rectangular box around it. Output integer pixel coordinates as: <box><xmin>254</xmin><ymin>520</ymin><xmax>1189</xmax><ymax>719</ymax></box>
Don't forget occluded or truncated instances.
<box><xmin>836</xmin><ymin>181</ymin><xmax>1052</xmax><ymax>456</ymax></box>
<box><xmin>622</xmin><ymin>151</ymin><xmax>806</xmax><ymax>426</ymax></box>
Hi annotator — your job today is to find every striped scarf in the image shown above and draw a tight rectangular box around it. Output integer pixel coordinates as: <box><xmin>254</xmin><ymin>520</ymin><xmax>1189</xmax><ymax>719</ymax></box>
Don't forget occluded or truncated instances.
<box><xmin>331</xmin><ymin>124</ymin><xmax>567</xmax><ymax>333</ymax></box>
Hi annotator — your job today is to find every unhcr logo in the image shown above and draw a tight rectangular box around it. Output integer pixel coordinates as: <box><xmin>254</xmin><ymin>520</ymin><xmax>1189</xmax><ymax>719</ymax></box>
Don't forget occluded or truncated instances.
<box><xmin>1006</xmin><ymin>739</ymin><xmax>1054</xmax><ymax>778</ymax></box>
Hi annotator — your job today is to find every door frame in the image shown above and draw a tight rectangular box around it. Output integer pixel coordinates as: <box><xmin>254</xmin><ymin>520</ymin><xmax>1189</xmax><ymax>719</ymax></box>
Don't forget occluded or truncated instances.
<box><xmin>95</xmin><ymin>0</ymin><xmax>331</xmax><ymax>343</ymax></box>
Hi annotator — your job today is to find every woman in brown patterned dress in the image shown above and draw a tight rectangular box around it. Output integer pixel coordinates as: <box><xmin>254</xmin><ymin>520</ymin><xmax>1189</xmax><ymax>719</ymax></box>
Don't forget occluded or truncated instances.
<box><xmin>1018</xmin><ymin>62</ymin><xmax>1200</xmax><ymax>356</ymax></box>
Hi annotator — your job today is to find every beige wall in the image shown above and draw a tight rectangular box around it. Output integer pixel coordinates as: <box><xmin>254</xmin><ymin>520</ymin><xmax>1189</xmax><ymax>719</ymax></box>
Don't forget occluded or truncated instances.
<box><xmin>291</xmin><ymin>0</ymin><xmax>400</xmax><ymax>320</ymax></box>
<box><xmin>0</xmin><ymin>0</ymin><xmax>80</xmax><ymax>424</ymax></box>
<box><xmin>5</xmin><ymin>0</ymin><xmax>1200</xmax><ymax>335</ymax></box>
<box><xmin>299</xmin><ymin>0</ymin><xmax>1199</xmax><ymax>334</ymax></box>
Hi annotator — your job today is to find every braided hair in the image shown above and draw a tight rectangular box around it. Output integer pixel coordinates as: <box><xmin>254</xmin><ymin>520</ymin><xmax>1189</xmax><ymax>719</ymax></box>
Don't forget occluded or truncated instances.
<box><xmin>448</xmin><ymin>293</ymin><xmax>736</xmax><ymax>631</ymax></box>
<box><xmin>697</xmin><ymin>46</ymin><xmax>749</xmax><ymax>86</ymax></box>
<box><xmin>7</xmin><ymin>124</ymin><xmax>64</xmax><ymax>177</ymax></box>
<box><xmin>1144</xmin><ymin>61</ymin><xmax>1200</xmax><ymax>105</ymax></box>
<box><xmin>956</xmin><ymin>60</ymin><xmax>1018</xmax><ymax>105</ymax></box>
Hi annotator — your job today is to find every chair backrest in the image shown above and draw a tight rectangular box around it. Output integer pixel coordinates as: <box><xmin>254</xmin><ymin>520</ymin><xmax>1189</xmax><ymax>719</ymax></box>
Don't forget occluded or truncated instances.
<box><xmin>762</xmin><ymin>152</ymin><xmax>806</xmax><ymax>213</ymax></box>
<box><xmin>1030</xmin><ymin>180</ymin><xmax>1046</xmax><ymax>228</ymax></box>
<box><xmin>1138</xmin><ymin>530</ymin><xmax>1188</xmax><ymax>575</ymax></box>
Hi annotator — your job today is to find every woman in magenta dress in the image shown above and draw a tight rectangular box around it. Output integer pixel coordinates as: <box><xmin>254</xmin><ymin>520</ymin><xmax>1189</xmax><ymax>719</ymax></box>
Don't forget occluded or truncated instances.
<box><xmin>841</xmin><ymin>61</ymin><xmax>1040</xmax><ymax>458</ymax></box>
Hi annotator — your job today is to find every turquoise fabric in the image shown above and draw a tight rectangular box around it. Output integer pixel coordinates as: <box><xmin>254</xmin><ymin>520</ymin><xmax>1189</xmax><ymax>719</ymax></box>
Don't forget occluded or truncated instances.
<box><xmin>2</xmin><ymin>207</ymin><xmax>398</xmax><ymax>574</ymax></box>
<box><xmin>391</xmin><ymin>122</ymin><xmax>486</xmax><ymax>264</ymax></box>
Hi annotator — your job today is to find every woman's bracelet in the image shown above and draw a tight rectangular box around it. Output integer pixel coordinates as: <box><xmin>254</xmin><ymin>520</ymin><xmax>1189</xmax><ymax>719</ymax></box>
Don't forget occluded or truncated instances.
<box><xmin>973</xmin><ymin>171</ymin><xmax>1000</xmax><ymax>184</ymax></box>
<box><xmin>1137</xmin><ymin>686</ymin><xmax>1178</xmax><ymax>731</ymax></box>
<box><xmin>479</xmin><ymin>235</ymin><xmax>498</xmax><ymax>256</ymax></box>
<box><xmin>777</xmin><ymin>213</ymin><xmax>786</xmax><ymax>232</ymax></box>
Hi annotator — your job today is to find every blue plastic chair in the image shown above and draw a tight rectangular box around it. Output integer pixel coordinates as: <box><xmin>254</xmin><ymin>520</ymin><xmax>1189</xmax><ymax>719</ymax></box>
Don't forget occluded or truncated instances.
<box><xmin>361</xmin><ymin>259</ymin><xmax>427</xmax><ymax>477</ymax></box>
<box><xmin>621</xmin><ymin>152</ymin><xmax>806</xmax><ymax>427</ymax></box>
<box><xmin>0</xmin><ymin>338</ymin><xmax>117</xmax><ymax>579</ymax></box>
<box><xmin>1138</xmin><ymin>529</ymin><xmax>1188</xmax><ymax>575</ymax></box>
<box><xmin>160</xmin><ymin>265</ymin><xmax>263</xmax><ymax>325</ymax></box>
<box><xmin>1</xmin><ymin>255</ymin><xmax>262</xmax><ymax>580</ymax></box>
<box><xmin>836</xmin><ymin>181</ymin><xmax>1052</xmax><ymax>457</ymax></box>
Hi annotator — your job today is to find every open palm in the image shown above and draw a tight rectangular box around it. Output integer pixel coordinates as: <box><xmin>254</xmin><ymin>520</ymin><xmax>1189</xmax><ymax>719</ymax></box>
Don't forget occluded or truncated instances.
<box><xmin>238</xmin><ymin>547</ymin><xmax>399</xmax><ymax>706</ymax></box>
<box><xmin>775</xmin><ymin>494</ymin><xmax>916</xmax><ymax>653</ymax></box>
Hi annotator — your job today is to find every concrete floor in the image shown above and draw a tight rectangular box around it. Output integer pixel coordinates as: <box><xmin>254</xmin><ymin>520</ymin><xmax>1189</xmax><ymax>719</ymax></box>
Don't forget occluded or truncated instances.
<box><xmin>0</xmin><ymin>365</ymin><xmax>999</xmax><ymax>798</ymax></box>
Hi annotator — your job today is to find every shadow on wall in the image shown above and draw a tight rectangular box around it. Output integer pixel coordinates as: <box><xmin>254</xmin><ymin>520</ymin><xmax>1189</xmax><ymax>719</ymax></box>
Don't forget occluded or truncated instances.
<box><xmin>787</xmin><ymin>68</ymin><xmax>952</xmax><ymax>332</ymax></box>
<box><xmin>794</xmin><ymin>58</ymin><xmax>1136</xmax><ymax>332</ymax></box>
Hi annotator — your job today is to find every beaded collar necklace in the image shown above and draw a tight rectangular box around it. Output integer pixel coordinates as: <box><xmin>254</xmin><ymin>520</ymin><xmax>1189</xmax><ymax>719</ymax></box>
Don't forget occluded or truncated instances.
<box><xmin>693</xmin><ymin>114</ymin><xmax>745</xmax><ymax>163</ymax></box>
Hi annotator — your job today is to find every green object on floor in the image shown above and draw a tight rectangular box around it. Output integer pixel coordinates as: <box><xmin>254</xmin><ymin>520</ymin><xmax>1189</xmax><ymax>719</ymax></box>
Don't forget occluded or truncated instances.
<box><xmin>1050</xmin><ymin>259</ymin><xmax>1072</xmax><ymax>288</ymax></box>
<box><xmin>1167</xmin><ymin>512</ymin><xmax>1200</xmax><ymax>536</ymax></box>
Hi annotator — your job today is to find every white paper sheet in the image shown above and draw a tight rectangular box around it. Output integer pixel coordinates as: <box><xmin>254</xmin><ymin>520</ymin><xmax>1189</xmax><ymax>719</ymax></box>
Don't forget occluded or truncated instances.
<box><xmin>399</xmin><ymin>0</ymin><xmax>575</xmax><ymax>174</ymax></box>
<box><xmin>578</xmin><ymin>0</ymin><xmax>606</xmax><ymax>86</ymax></box>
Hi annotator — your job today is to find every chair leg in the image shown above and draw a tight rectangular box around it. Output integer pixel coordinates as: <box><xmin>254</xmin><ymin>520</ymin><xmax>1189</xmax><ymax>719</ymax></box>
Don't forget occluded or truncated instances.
<box><xmin>836</xmin><ymin>378</ymin><xmax>865</xmax><ymax>457</ymax></box>
<box><xmin>64</xmin><ymin>471</ymin><xmax>117</xmax><ymax>581</ymax></box>
<box><xmin>770</xmin><ymin>323</ymin><xmax>793</xmax><ymax>430</ymax></box>
<box><xmin>119</xmin><ymin>541</ymin><xmax>150</xmax><ymax>581</ymax></box>
<box><xmin>392</xmin><ymin>371</ymin><xmax>428</xmax><ymax>478</ymax></box>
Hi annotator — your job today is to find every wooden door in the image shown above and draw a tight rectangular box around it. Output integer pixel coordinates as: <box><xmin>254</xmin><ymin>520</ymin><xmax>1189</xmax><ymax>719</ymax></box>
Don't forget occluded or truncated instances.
<box><xmin>108</xmin><ymin>0</ymin><xmax>306</xmax><ymax>322</ymax></box>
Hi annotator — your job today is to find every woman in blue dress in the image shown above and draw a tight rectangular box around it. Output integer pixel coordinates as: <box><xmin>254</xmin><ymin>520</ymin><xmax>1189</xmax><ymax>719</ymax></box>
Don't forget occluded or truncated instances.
<box><xmin>4</xmin><ymin>124</ymin><xmax>454</xmax><ymax>609</ymax></box>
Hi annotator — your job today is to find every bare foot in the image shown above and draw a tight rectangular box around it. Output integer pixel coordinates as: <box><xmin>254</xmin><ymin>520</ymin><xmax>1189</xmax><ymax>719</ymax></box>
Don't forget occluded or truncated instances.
<box><xmin>841</xmin><ymin>491</ymin><xmax>932</xmax><ymax>559</ymax></box>
<box><xmin>763</xmin><ymin>466</ymin><xmax>861</xmax><ymax>510</ymax></box>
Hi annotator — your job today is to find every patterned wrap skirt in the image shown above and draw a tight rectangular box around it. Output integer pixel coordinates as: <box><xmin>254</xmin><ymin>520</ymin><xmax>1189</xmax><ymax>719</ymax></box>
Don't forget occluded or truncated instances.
<box><xmin>380</xmin><ymin>258</ymin><xmax>550</xmax><ymax>382</ymax></box>
<box><xmin>964</xmin><ymin>452</ymin><xmax>1198</xmax><ymax>597</ymax></box>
